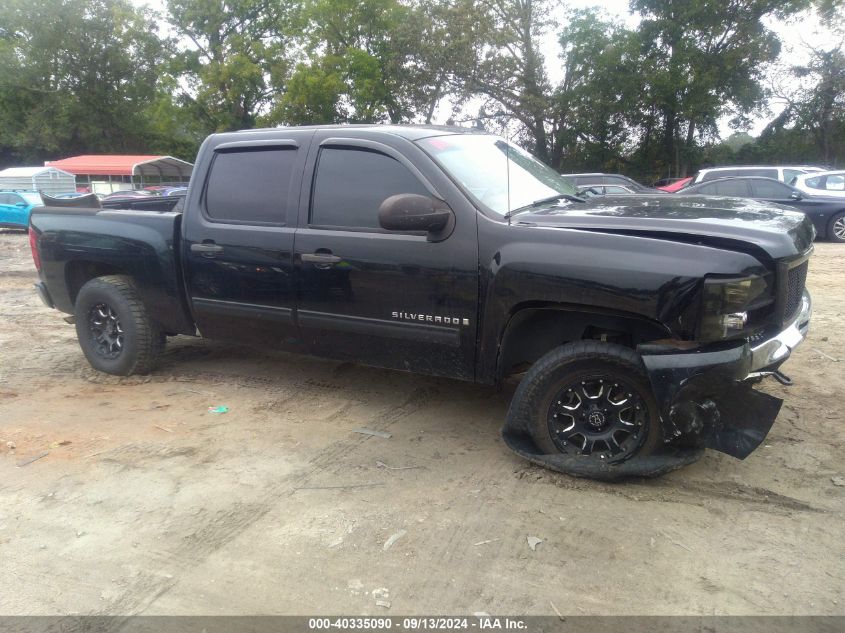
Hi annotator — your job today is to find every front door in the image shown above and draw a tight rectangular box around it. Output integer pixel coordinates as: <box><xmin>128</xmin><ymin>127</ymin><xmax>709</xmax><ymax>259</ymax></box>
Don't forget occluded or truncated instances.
<box><xmin>293</xmin><ymin>132</ymin><xmax>479</xmax><ymax>380</ymax></box>
<box><xmin>183</xmin><ymin>131</ymin><xmax>314</xmax><ymax>348</ymax></box>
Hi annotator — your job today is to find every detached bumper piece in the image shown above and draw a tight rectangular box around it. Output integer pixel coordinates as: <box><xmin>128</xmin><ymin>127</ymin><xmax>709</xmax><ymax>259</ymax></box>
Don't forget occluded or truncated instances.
<box><xmin>640</xmin><ymin>289</ymin><xmax>811</xmax><ymax>460</ymax></box>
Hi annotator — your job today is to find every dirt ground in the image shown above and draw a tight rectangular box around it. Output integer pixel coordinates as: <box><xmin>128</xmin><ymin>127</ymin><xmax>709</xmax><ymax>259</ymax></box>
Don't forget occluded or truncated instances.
<box><xmin>0</xmin><ymin>228</ymin><xmax>843</xmax><ymax>616</ymax></box>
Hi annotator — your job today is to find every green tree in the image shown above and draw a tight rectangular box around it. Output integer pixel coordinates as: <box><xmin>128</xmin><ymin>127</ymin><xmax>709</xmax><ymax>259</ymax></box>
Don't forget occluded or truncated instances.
<box><xmin>630</xmin><ymin>0</ymin><xmax>810</xmax><ymax>177</ymax></box>
<box><xmin>275</xmin><ymin>0</ymin><xmax>478</xmax><ymax>125</ymax></box>
<box><xmin>456</xmin><ymin>0</ymin><xmax>555</xmax><ymax>162</ymax></box>
<box><xmin>552</xmin><ymin>9</ymin><xmax>643</xmax><ymax>172</ymax></box>
<box><xmin>0</xmin><ymin>0</ymin><xmax>165</xmax><ymax>165</ymax></box>
<box><xmin>166</xmin><ymin>0</ymin><xmax>296</xmax><ymax>133</ymax></box>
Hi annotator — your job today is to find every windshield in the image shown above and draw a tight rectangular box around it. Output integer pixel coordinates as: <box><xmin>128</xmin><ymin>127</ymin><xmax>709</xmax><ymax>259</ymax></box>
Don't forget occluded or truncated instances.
<box><xmin>19</xmin><ymin>192</ymin><xmax>43</xmax><ymax>206</ymax></box>
<box><xmin>417</xmin><ymin>134</ymin><xmax>577</xmax><ymax>217</ymax></box>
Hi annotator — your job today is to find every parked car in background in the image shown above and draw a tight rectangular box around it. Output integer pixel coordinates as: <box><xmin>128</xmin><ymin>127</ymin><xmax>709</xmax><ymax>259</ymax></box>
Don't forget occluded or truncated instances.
<box><xmin>656</xmin><ymin>176</ymin><xmax>693</xmax><ymax>192</ymax></box>
<box><xmin>0</xmin><ymin>190</ymin><xmax>43</xmax><ymax>229</ymax></box>
<box><xmin>790</xmin><ymin>171</ymin><xmax>845</xmax><ymax>198</ymax></box>
<box><xmin>679</xmin><ymin>176</ymin><xmax>845</xmax><ymax>242</ymax></box>
<box><xmin>163</xmin><ymin>186</ymin><xmax>188</xmax><ymax>196</ymax></box>
<box><xmin>692</xmin><ymin>165</ymin><xmax>824</xmax><ymax>184</ymax></box>
<box><xmin>563</xmin><ymin>173</ymin><xmax>662</xmax><ymax>193</ymax></box>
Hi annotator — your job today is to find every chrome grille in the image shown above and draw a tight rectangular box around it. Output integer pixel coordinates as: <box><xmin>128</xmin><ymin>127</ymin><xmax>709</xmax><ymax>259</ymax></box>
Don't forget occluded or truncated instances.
<box><xmin>784</xmin><ymin>261</ymin><xmax>808</xmax><ymax>321</ymax></box>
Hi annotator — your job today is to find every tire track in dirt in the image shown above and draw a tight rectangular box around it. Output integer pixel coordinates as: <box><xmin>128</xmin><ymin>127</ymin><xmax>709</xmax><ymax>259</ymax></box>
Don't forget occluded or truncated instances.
<box><xmin>512</xmin><ymin>465</ymin><xmax>827</xmax><ymax>515</ymax></box>
<box><xmin>87</xmin><ymin>385</ymin><xmax>441</xmax><ymax>615</ymax></box>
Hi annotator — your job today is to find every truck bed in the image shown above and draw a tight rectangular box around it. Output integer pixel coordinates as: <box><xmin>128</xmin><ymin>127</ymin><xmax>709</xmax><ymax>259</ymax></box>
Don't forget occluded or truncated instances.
<box><xmin>29</xmin><ymin>205</ymin><xmax>195</xmax><ymax>336</ymax></box>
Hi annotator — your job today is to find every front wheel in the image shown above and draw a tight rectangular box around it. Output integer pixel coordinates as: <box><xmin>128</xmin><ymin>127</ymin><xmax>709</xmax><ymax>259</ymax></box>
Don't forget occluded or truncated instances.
<box><xmin>74</xmin><ymin>275</ymin><xmax>165</xmax><ymax>376</ymax></box>
<box><xmin>828</xmin><ymin>211</ymin><xmax>845</xmax><ymax>243</ymax></box>
<box><xmin>508</xmin><ymin>341</ymin><xmax>662</xmax><ymax>464</ymax></box>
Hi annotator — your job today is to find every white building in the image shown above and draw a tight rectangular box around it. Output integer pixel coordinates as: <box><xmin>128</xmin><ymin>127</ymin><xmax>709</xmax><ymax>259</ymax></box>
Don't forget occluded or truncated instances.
<box><xmin>0</xmin><ymin>166</ymin><xmax>76</xmax><ymax>196</ymax></box>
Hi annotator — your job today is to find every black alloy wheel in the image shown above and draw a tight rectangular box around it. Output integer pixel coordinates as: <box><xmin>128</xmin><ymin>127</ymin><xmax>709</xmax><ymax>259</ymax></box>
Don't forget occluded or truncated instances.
<box><xmin>547</xmin><ymin>374</ymin><xmax>647</xmax><ymax>461</ymax></box>
<box><xmin>87</xmin><ymin>302</ymin><xmax>125</xmax><ymax>359</ymax></box>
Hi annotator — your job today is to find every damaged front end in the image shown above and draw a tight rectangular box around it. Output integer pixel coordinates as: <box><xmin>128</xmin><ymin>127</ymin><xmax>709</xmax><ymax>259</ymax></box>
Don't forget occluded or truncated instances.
<box><xmin>640</xmin><ymin>289</ymin><xmax>812</xmax><ymax>460</ymax></box>
<box><xmin>500</xmin><ymin>290</ymin><xmax>811</xmax><ymax>481</ymax></box>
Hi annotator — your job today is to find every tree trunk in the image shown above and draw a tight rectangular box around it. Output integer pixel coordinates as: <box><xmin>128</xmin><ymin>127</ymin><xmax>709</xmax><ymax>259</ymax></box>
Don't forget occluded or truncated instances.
<box><xmin>681</xmin><ymin>118</ymin><xmax>695</xmax><ymax>177</ymax></box>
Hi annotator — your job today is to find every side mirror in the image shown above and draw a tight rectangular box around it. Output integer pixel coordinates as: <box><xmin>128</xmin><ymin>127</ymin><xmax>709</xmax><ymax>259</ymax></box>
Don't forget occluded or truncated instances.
<box><xmin>378</xmin><ymin>193</ymin><xmax>455</xmax><ymax>241</ymax></box>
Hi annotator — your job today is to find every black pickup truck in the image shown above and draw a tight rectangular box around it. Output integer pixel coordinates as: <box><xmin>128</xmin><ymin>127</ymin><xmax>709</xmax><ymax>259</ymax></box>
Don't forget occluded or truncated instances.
<box><xmin>29</xmin><ymin>125</ymin><xmax>814</xmax><ymax>479</ymax></box>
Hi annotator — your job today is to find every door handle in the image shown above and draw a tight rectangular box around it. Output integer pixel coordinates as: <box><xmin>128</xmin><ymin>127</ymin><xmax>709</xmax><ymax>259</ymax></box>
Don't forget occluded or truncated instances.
<box><xmin>301</xmin><ymin>253</ymin><xmax>342</xmax><ymax>265</ymax></box>
<box><xmin>191</xmin><ymin>242</ymin><xmax>224</xmax><ymax>255</ymax></box>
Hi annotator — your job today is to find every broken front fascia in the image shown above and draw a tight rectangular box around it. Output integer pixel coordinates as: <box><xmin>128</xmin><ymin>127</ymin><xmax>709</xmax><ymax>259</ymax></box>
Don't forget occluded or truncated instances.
<box><xmin>639</xmin><ymin>289</ymin><xmax>812</xmax><ymax>460</ymax></box>
<box><xmin>499</xmin><ymin>290</ymin><xmax>811</xmax><ymax>480</ymax></box>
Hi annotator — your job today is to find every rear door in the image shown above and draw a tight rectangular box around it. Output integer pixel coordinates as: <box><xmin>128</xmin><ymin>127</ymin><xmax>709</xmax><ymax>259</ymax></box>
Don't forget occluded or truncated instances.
<box><xmin>749</xmin><ymin>179</ymin><xmax>802</xmax><ymax>206</ymax></box>
<box><xmin>183</xmin><ymin>131</ymin><xmax>314</xmax><ymax>348</ymax></box>
<box><xmin>292</xmin><ymin>131</ymin><xmax>479</xmax><ymax>380</ymax></box>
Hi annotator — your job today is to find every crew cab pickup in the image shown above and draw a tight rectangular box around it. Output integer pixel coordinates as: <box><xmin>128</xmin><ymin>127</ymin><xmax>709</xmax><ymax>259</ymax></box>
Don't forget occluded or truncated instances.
<box><xmin>29</xmin><ymin>125</ymin><xmax>814</xmax><ymax>479</ymax></box>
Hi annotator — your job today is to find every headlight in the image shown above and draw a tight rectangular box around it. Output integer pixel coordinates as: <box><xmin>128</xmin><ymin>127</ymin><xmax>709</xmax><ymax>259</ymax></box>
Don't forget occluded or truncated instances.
<box><xmin>699</xmin><ymin>275</ymin><xmax>773</xmax><ymax>341</ymax></box>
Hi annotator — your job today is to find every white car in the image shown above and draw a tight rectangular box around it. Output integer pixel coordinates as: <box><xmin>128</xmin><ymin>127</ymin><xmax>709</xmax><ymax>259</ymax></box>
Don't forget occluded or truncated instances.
<box><xmin>693</xmin><ymin>165</ymin><xmax>825</xmax><ymax>184</ymax></box>
<box><xmin>790</xmin><ymin>170</ymin><xmax>845</xmax><ymax>198</ymax></box>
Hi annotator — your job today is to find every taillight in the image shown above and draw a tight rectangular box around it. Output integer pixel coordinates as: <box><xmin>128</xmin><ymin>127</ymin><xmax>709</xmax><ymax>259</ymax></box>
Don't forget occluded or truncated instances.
<box><xmin>29</xmin><ymin>228</ymin><xmax>42</xmax><ymax>272</ymax></box>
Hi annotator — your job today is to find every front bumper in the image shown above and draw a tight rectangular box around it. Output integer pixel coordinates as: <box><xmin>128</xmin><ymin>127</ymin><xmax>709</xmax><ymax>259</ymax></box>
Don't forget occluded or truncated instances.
<box><xmin>639</xmin><ymin>289</ymin><xmax>812</xmax><ymax>459</ymax></box>
<box><xmin>748</xmin><ymin>290</ymin><xmax>811</xmax><ymax>374</ymax></box>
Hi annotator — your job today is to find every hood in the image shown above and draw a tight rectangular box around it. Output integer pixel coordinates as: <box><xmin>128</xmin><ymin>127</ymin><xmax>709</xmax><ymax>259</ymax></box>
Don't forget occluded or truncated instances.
<box><xmin>514</xmin><ymin>194</ymin><xmax>814</xmax><ymax>260</ymax></box>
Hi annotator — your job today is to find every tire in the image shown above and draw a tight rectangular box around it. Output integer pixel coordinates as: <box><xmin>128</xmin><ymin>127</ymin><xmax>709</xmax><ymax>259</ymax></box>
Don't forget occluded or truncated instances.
<box><xmin>827</xmin><ymin>211</ymin><xmax>845</xmax><ymax>243</ymax></box>
<box><xmin>74</xmin><ymin>275</ymin><xmax>165</xmax><ymax>376</ymax></box>
<box><xmin>508</xmin><ymin>341</ymin><xmax>662</xmax><ymax>464</ymax></box>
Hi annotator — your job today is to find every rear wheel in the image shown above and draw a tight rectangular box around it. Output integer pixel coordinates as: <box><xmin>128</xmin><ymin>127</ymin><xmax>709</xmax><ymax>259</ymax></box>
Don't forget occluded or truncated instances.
<box><xmin>509</xmin><ymin>341</ymin><xmax>662</xmax><ymax>464</ymax></box>
<box><xmin>828</xmin><ymin>212</ymin><xmax>845</xmax><ymax>243</ymax></box>
<box><xmin>74</xmin><ymin>275</ymin><xmax>164</xmax><ymax>376</ymax></box>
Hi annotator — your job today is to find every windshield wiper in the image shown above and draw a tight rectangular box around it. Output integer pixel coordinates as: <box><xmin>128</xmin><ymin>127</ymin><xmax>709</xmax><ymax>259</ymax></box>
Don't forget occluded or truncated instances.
<box><xmin>504</xmin><ymin>193</ymin><xmax>586</xmax><ymax>221</ymax></box>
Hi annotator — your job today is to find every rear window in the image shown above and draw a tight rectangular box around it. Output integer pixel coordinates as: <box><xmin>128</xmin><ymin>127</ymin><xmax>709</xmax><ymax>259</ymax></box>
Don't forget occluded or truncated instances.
<box><xmin>205</xmin><ymin>147</ymin><xmax>297</xmax><ymax>224</ymax></box>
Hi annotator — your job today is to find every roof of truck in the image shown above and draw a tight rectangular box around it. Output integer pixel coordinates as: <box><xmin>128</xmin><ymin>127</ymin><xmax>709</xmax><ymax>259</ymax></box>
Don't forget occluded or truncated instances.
<box><xmin>230</xmin><ymin>124</ymin><xmax>488</xmax><ymax>141</ymax></box>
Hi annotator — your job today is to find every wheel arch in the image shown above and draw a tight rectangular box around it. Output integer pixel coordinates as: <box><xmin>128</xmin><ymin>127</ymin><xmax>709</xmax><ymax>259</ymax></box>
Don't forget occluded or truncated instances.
<box><xmin>65</xmin><ymin>260</ymin><xmax>129</xmax><ymax>305</ymax></box>
<box><xmin>65</xmin><ymin>260</ymin><xmax>195</xmax><ymax>336</ymax></box>
<box><xmin>496</xmin><ymin>303</ymin><xmax>671</xmax><ymax>381</ymax></box>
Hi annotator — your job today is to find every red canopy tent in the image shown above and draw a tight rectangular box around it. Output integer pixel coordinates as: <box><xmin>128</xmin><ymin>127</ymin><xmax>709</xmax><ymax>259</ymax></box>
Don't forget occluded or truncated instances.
<box><xmin>45</xmin><ymin>155</ymin><xmax>193</xmax><ymax>192</ymax></box>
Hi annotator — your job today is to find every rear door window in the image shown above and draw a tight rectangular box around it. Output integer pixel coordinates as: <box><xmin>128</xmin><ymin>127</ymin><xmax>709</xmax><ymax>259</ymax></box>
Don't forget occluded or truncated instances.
<box><xmin>705</xmin><ymin>180</ymin><xmax>751</xmax><ymax>196</ymax></box>
<box><xmin>825</xmin><ymin>175</ymin><xmax>845</xmax><ymax>191</ymax></box>
<box><xmin>310</xmin><ymin>147</ymin><xmax>428</xmax><ymax>230</ymax></box>
<box><xmin>750</xmin><ymin>180</ymin><xmax>793</xmax><ymax>198</ymax></box>
<box><xmin>205</xmin><ymin>147</ymin><xmax>297</xmax><ymax>225</ymax></box>
<box><xmin>805</xmin><ymin>176</ymin><xmax>823</xmax><ymax>189</ymax></box>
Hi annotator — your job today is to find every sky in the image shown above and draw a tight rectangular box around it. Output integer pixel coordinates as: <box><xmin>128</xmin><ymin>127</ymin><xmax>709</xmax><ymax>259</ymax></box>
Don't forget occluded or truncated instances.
<box><xmin>133</xmin><ymin>0</ymin><xmax>841</xmax><ymax>139</ymax></box>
